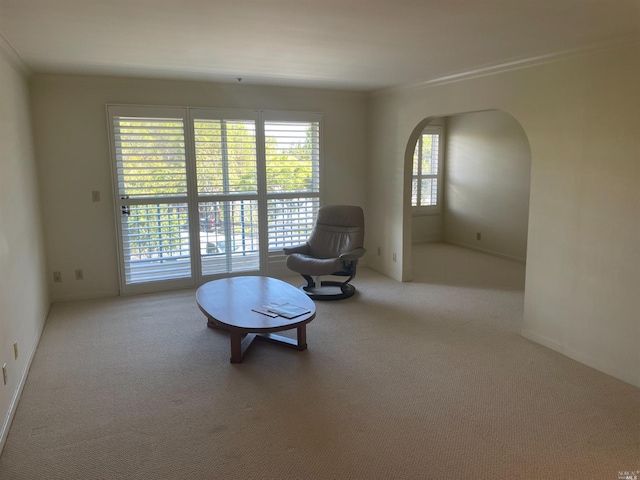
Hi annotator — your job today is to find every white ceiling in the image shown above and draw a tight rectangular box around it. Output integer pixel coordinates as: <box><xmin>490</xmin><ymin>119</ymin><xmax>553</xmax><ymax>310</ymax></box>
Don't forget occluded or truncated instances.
<box><xmin>0</xmin><ymin>0</ymin><xmax>638</xmax><ymax>91</ymax></box>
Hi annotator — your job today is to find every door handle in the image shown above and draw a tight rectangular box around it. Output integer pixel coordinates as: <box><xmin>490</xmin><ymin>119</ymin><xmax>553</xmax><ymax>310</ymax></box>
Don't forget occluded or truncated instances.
<box><xmin>121</xmin><ymin>196</ymin><xmax>130</xmax><ymax>216</ymax></box>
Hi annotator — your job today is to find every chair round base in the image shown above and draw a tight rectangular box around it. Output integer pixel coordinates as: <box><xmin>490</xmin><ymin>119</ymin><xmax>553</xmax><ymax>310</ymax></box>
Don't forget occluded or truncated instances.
<box><xmin>300</xmin><ymin>281</ymin><xmax>356</xmax><ymax>301</ymax></box>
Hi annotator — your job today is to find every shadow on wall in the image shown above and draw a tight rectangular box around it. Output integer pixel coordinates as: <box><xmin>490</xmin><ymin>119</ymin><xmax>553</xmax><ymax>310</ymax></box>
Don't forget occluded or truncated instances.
<box><xmin>405</xmin><ymin>109</ymin><xmax>532</xmax><ymax>279</ymax></box>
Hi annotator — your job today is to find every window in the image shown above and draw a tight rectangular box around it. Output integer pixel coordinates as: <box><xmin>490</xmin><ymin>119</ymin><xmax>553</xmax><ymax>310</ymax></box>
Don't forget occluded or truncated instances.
<box><xmin>111</xmin><ymin>111</ymin><xmax>192</xmax><ymax>286</ymax></box>
<box><xmin>264</xmin><ymin>117</ymin><xmax>320</xmax><ymax>251</ymax></box>
<box><xmin>192</xmin><ymin>114</ymin><xmax>260</xmax><ymax>277</ymax></box>
<box><xmin>108</xmin><ymin>106</ymin><xmax>321</xmax><ymax>294</ymax></box>
<box><xmin>411</xmin><ymin>126</ymin><xmax>443</xmax><ymax>214</ymax></box>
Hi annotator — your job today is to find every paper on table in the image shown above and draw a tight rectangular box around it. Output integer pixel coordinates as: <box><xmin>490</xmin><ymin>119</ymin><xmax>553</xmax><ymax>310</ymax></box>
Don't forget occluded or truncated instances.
<box><xmin>251</xmin><ymin>306</ymin><xmax>279</xmax><ymax>317</ymax></box>
<box><xmin>264</xmin><ymin>303</ymin><xmax>310</xmax><ymax>319</ymax></box>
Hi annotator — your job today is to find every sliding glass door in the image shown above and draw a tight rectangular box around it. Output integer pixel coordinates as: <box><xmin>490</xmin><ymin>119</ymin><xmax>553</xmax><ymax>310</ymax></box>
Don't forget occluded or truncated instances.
<box><xmin>192</xmin><ymin>110</ymin><xmax>261</xmax><ymax>277</ymax></box>
<box><xmin>109</xmin><ymin>106</ymin><xmax>195</xmax><ymax>294</ymax></box>
<box><xmin>108</xmin><ymin>106</ymin><xmax>321</xmax><ymax>295</ymax></box>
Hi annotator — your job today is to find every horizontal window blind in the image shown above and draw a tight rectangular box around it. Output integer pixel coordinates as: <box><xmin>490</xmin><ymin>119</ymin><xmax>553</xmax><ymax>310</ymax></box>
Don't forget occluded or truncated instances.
<box><xmin>113</xmin><ymin>117</ymin><xmax>187</xmax><ymax>198</ymax></box>
<box><xmin>121</xmin><ymin>203</ymin><xmax>191</xmax><ymax>284</ymax></box>
<box><xmin>421</xmin><ymin>133</ymin><xmax>439</xmax><ymax>176</ymax></box>
<box><xmin>267</xmin><ymin>197</ymin><xmax>319</xmax><ymax>250</ymax></box>
<box><xmin>108</xmin><ymin>107</ymin><xmax>322</xmax><ymax>292</ymax></box>
<box><xmin>194</xmin><ymin>119</ymin><xmax>258</xmax><ymax>195</ymax></box>
<box><xmin>420</xmin><ymin>178</ymin><xmax>438</xmax><ymax>206</ymax></box>
<box><xmin>265</xmin><ymin>121</ymin><xmax>320</xmax><ymax>193</ymax></box>
<box><xmin>265</xmin><ymin>120</ymin><xmax>320</xmax><ymax>251</ymax></box>
<box><xmin>194</xmin><ymin>117</ymin><xmax>261</xmax><ymax>276</ymax></box>
<box><xmin>412</xmin><ymin>128</ymin><xmax>441</xmax><ymax>210</ymax></box>
<box><xmin>198</xmin><ymin>200</ymin><xmax>260</xmax><ymax>276</ymax></box>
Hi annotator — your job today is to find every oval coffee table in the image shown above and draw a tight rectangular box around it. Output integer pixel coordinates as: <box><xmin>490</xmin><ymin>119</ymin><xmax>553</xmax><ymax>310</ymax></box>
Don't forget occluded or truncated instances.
<box><xmin>196</xmin><ymin>276</ymin><xmax>316</xmax><ymax>363</ymax></box>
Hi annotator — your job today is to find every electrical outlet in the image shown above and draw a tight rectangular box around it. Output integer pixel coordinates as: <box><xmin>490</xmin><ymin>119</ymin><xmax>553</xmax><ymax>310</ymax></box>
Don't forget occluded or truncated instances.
<box><xmin>476</xmin><ymin>232</ymin><xmax>482</xmax><ymax>241</ymax></box>
<box><xmin>13</xmin><ymin>342</ymin><xmax>18</xmax><ymax>360</ymax></box>
<box><xmin>2</xmin><ymin>364</ymin><xmax>6</xmax><ymax>385</ymax></box>
<box><xmin>53</xmin><ymin>271</ymin><xmax>62</xmax><ymax>283</ymax></box>
<box><xmin>392</xmin><ymin>253</ymin><xmax>397</xmax><ymax>262</ymax></box>
<box><xmin>92</xmin><ymin>190</ymin><xmax>100</xmax><ymax>202</ymax></box>
<box><xmin>75</xmin><ymin>269</ymin><xmax>84</xmax><ymax>281</ymax></box>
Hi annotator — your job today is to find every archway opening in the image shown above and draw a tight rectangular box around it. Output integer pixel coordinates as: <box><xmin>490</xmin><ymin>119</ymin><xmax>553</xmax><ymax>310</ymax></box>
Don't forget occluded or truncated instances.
<box><xmin>403</xmin><ymin>109</ymin><xmax>532</xmax><ymax>282</ymax></box>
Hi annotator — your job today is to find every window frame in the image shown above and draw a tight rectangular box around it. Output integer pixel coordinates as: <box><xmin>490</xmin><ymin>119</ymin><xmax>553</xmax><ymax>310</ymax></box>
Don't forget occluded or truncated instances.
<box><xmin>190</xmin><ymin>108</ymin><xmax>262</xmax><ymax>279</ymax></box>
<box><xmin>262</xmin><ymin>110</ymin><xmax>322</xmax><ymax>250</ymax></box>
<box><xmin>411</xmin><ymin>126</ymin><xmax>443</xmax><ymax>216</ymax></box>
<box><xmin>107</xmin><ymin>104</ymin><xmax>322</xmax><ymax>294</ymax></box>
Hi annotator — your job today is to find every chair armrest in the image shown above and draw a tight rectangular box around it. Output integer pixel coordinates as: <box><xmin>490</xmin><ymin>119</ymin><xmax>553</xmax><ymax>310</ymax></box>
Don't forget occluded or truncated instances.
<box><xmin>339</xmin><ymin>248</ymin><xmax>366</xmax><ymax>261</ymax></box>
<box><xmin>283</xmin><ymin>243</ymin><xmax>310</xmax><ymax>256</ymax></box>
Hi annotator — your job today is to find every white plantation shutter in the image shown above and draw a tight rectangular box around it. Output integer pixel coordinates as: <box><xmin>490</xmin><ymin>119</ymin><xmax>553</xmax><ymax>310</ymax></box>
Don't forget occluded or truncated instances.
<box><xmin>412</xmin><ymin>126</ymin><xmax>443</xmax><ymax>214</ymax></box>
<box><xmin>264</xmin><ymin>117</ymin><xmax>321</xmax><ymax>251</ymax></box>
<box><xmin>120</xmin><ymin>203</ymin><xmax>191</xmax><ymax>284</ymax></box>
<box><xmin>110</xmin><ymin>109</ymin><xmax>193</xmax><ymax>290</ymax></box>
<box><xmin>197</xmin><ymin>200</ymin><xmax>260</xmax><ymax>276</ymax></box>
<box><xmin>108</xmin><ymin>107</ymin><xmax>322</xmax><ymax>293</ymax></box>
<box><xmin>114</xmin><ymin>117</ymin><xmax>187</xmax><ymax>198</ymax></box>
<box><xmin>193</xmin><ymin>115</ymin><xmax>261</xmax><ymax>276</ymax></box>
<box><xmin>194</xmin><ymin>119</ymin><xmax>258</xmax><ymax>195</ymax></box>
<box><xmin>264</xmin><ymin>121</ymin><xmax>320</xmax><ymax>193</ymax></box>
<box><xmin>267</xmin><ymin>197</ymin><xmax>319</xmax><ymax>250</ymax></box>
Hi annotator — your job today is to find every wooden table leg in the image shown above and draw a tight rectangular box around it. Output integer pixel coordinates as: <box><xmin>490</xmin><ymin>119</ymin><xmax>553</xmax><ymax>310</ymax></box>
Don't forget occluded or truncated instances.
<box><xmin>296</xmin><ymin>324</ymin><xmax>307</xmax><ymax>350</ymax></box>
<box><xmin>230</xmin><ymin>332</ymin><xmax>243</xmax><ymax>363</ymax></box>
<box><xmin>217</xmin><ymin>319</ymin><xmax>310</xmax><ymax>362</ymax></box>
<box><xmin>230</xmin><ymin>332</ymin><xmax>259</xmax><ymax>363</ymax></box>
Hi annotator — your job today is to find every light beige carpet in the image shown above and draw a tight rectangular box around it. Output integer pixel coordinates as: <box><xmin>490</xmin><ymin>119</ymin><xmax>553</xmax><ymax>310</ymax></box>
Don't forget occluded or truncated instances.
<box><xmin>0</xmin><ymin>244</ymin><xmax>638</xmax><ymax>479</ymax></box>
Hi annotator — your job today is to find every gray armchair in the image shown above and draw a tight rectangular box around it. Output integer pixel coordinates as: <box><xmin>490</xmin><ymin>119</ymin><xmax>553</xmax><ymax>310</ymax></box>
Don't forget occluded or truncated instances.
<box><xmin>283</xmin><ymin>205</ymin><xmax>366</xmax><ymax>300</ymax></box>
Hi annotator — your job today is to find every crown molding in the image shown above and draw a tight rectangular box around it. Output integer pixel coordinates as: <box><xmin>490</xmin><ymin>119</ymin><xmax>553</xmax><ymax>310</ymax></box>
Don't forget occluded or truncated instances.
<box><xmin>0</xmin><ymin>29</ymin><xmax>31</xmax><ymax>76</ymax></box>
<box><xmin>373</xmin><ymin>34</ymin><xmax>639</xmax><ymax>96</ymax></box>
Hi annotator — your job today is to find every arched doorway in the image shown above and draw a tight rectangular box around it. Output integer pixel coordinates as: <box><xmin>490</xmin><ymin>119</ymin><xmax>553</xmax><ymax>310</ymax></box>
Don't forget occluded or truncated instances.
<box><xmin>403</xmin><ymin>110</ymin><xmax>532</xmax><ymax>281</ymax></box>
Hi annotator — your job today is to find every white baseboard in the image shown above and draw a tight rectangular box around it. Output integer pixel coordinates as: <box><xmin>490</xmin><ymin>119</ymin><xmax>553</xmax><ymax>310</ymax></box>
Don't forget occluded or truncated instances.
<box><xmin>0</xmin><ymin>310</ymin><xmax>48</xmax><ymax>455</ymax></box>
<box><xmin>445</xmin><ymin>241</ymin><xmax>526</xmax><ymax>264</ymax></box>
<box><xmin>51</xmin><ymin>289</ymin><xmax>119</xmax><ymax>303</ymax></box>
<box><xmin>521</xmin><ymin>329</ymin><xmax>639</xmax><ymax>388</ymax></box>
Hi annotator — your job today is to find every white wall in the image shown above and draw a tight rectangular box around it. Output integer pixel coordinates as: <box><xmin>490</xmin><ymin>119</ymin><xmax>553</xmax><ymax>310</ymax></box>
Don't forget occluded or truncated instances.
<box><xmin>444</xmin><ymin>110</ymin><xmax>531</xmax><ymax>262</ymax></box>
<box><xmin>367</xmin><ymin>42</ymin><xmax>640</xmax><ymax>387</ymax></box>
<box><xmin>411</xmin><ymin>212</ymin><xmax>442</xmax><ymax>244</ymax></box>
<box><xmin>0</xmin><ymin>54</ymin><xmax>49</xmax><ymax>451</ymax></box>
<box><xmin>29</xmin><ymin>75</ymin><xmax>368</xmax><ymax>300</ymax></box>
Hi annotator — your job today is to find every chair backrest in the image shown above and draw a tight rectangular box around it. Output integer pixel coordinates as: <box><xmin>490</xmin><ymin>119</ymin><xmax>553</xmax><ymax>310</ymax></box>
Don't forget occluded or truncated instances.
<box><xmin>307</xmin><ymin>205</ymin><xmax>365</xmax><ymax>259</ymax></box>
